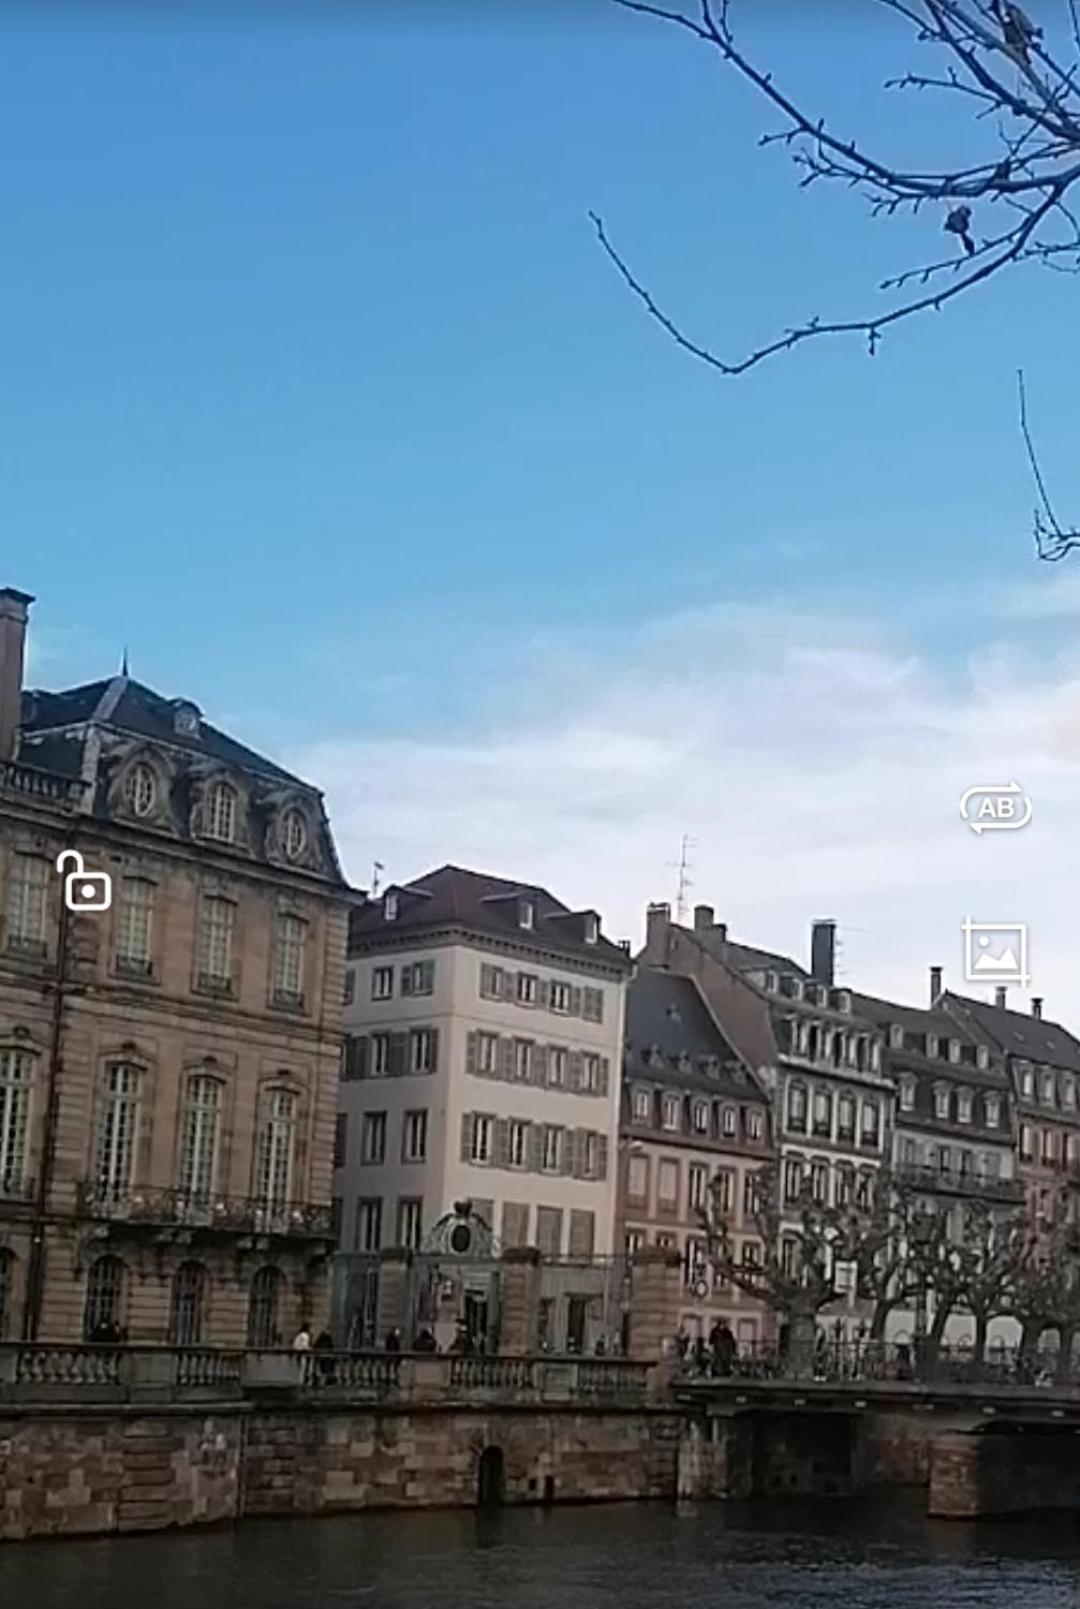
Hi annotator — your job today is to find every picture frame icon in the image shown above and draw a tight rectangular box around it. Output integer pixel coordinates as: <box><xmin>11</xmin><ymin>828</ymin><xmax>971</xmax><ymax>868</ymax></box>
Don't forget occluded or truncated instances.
<box><xmin>56</xmin><ymin>849</ymin><xmax>112</xmax><ymax>913</ymax></box>
<box><xmin>961</xmin><ymin>919</ymin><xmax>1029</xmax><ymax>989</ymax></box>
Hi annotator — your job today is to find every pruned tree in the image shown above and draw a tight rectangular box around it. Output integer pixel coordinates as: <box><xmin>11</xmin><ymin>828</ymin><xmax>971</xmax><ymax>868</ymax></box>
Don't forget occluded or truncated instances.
<box><xmin>597</xmin><ymin>0</ymin><xmax>1080</xmax><ymax>557</ymax></box>
<box><xmin>1012</xmin><ymin>1189</ymin><xmax>1080</xmax><ymax>1380</ymax></box>
<box><xmin>915</xmin><ymin>1196</ymin><xmax>1028</xmax><ymax>1367</ymax></box>
<box><xmin>832</xmin><ymin>1170</ymin><xmax>934</xmax><ymax>1340</ymax></box>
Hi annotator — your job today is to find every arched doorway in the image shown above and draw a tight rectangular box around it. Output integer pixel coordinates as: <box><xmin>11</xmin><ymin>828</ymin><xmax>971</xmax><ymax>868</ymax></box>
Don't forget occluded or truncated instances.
<box><xmin>169</xmin><ymin>1260</ymin><xmax>208</xmax><ymax>1345</ymax></box>
<box><xmin>83</xmin><ymin>1255</ymin><xmax>126</xmax><ymax>1340</ymax></box>
<box><xmin>477</xmin><ymin>1445</ymin><xmax>505</xmax><ymax>1508</ymax></box>
<box><xmin>248</xmin><ymin>1265</ymin><xmax>283</xmax><ymax>1346</ymax></box>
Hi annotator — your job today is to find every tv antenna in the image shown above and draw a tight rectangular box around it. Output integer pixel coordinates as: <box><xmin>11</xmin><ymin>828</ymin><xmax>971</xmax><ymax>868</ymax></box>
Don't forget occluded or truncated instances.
<box><xmin>670</xmin><ymin>834</ymin><xmax>696</xmax><ymax>924</ymax></box>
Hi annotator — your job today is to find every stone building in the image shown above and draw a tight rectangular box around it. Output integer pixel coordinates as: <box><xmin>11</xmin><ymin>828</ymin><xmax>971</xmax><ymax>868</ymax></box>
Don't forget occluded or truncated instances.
<box><xmin>618</xmin><ymin>965</ymin><xmax>772</xmax><ymax>1346</ymax></box>
<box><xmin>337</xmin><ymin>866</ymin><xmax>633</xmax><ymax>1272</ymax></box>
<box><xmin>943</xmin><ymin>986</ymin><xmax>1080</xmax><ymax>1233</ymax></box>
<box><xmin>0</xmin><ymin>587</ymin><xmax>349</xmax><ymax>1346</ymax></box>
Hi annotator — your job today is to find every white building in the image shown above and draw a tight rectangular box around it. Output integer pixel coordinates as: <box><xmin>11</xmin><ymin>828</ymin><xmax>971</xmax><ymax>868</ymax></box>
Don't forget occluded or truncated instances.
<box><xmin>335</xmin><ymin>865</ymin><xmax>632</xmax><ymax>1260</ymax></box>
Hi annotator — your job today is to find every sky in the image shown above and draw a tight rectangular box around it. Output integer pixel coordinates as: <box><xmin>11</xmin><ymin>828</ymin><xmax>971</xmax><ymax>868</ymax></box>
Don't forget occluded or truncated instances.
<box><xmin>4</xmin><ymin>2</ymin><xmax>1080</xmax><ymax>1018</ymax></box>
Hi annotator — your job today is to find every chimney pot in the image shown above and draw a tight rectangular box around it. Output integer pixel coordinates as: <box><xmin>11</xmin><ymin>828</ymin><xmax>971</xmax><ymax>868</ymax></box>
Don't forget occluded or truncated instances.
<box><xmin>995</xmin><ymin>985</ymin><xmax>1008</xmax><ymax>1009</ymax></box>
<box><xmin>693</xmin><ymin>904</ymin><xmax>715</xmax><ymax>933</ymax></box>
<box><xmin>0</xmin><ymin>587</ymin><xmax>34</xmax><ymax>764</ymax></box>
<box><xmin>810</xmin><ymin>919</ymin><xmax>836</xmax><ymax>989</ymax></box>
<box><xmin>714</xmin><ymin>922</ymin><xmax>728</xmax><ymax>943</ymax></box>
<box><xmin>644</xmin><ymin>902</ymin><xmax>671</xmax><ymax>960</ymax></box>
<box><xmin>1032</xmin><ymin>997</ymin><xmax>1044</xmax><ymax>1019</ymax></box>
<box><xmin>929</xmin><ymin>965</ymin><xmax>943</xmax><ymax>1005</ymax></box>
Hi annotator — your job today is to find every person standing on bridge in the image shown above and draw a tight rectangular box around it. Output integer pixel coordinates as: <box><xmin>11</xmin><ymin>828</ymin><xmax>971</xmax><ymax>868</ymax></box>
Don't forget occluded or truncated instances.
<box><xmin>709</xmin><ymin>1320</ymin><xmax>736</xmax><ymax>1377</ymax></box>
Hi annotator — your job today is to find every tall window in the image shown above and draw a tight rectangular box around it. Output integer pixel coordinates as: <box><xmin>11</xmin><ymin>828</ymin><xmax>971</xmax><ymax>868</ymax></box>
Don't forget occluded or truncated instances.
<box><xmin>247</xmin><ymin>1265</ymin><xmax>282</xmax><ymax>1347</ymax></box>
<box><xmin>0</xmin><ymin>1048</ymin><xmax>34</xmax><ymax>1194</ymax></box>
<box><xmin>115</xmin><ymin>877</ymin><xmax>155</xmax><ymax>975</ymax></box>
<box><xmin>272</xmin><ymin>914</ymin><xmax>306</xmax><ymax>1005</ymax></box>
<box><xmin>6</xmin><ymin>855</ymin><xmax>48</xmax><ymax>954</ymax></box>
<box><xmin>123</xmin><ymin>762</ymin><xmax>157</xmax><ymax>818</ymax></box>
<box><xmin>83</xmin><ymin>1255</ymin><xmax>126</xmax><ymax>1340</ymax></box>
<box><xmin>356</xmin><ymin>1197</ymin><xmax>383</xmax><ymax>1251</ymax></box>
<box><xmin>255</xmin><ymin>1088</ymin><xmax>296</xmax><ymax>1210</ymax></box>
<box><xmin>198</xmin><ymin>896</ymin><xmax>235</xmax><ymax>990</ymax></box>
<box><xmin>205</xmin><ymin>781</ymin><xmax>237</xmax><ymax>843</ymax></box>
<box><xmin>396</xmin><ymin>1198</ymin><xmax>422</xmax><ymax>1249</ymax></box>
<box><xmin>179</xmin><ymin>1074</ymin><xmax>220</xmax><ymax>1202</ymax></box>
<box><xmin>361</xmin><ymin>1111</ymin><xmax>387</xmax><ymax>1164</ymax></box>
<box><xmin>169</xmin><ymin>1261</ymin><xmax>207</xmax><ymax>1345</ymax></box>
<box><xmin>96</xmin><ymin>1063</ymin><xmax>140</xmax><ymax>1202</ymax></box>
<box><xmin>402</xmin><ymin>1109</ymin><xmax>427</xmax><ymax>1163</ymax></box>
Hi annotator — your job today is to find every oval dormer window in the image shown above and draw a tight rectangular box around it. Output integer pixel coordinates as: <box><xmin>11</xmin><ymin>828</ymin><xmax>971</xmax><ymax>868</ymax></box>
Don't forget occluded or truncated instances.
<box><xmin>124</xmin><ymin>761</ymin><xmax>157</xmax><ymax>819</ymax></box>
<box><xmin>282</xmin><ymin>808</ymin><xmax>307</xmax><ymax>862</ymax></box>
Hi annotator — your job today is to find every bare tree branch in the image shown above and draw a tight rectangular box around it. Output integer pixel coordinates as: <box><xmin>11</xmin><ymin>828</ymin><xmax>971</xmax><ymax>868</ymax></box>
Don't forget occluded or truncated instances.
<box><xmin>1018</xmin><ymin>367</ymin><xmax>1080</xmax><ymax>558</ymax></box>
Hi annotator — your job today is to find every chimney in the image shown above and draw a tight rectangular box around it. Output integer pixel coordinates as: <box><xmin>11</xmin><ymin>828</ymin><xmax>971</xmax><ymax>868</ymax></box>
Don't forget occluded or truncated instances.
<box><xmin>0</xmin><ymin>588</ymin><xmax>33</xmax><ymax>763</ymax></box>
<box><xmin>1032</xmin><ymin>997</ymin><xmax>1044</xmax><ymax>1020</ymax></box>
<box><xmin>810</xmin><ymin>919</ymin><xmax>836</xmax><ymax>988</ymax></box>
<box><xmin>995</xmin><ymin>985</ymin><xmax>1008</xmax><ymax>1009</ymax></box>
<box><xmin>929</xmin><ymin>966</ymin><xmax>943</xmax><ymax>1005</ymax></box>
<box><xmin>693</xmin><ymin>904</ymin><xmax>714</xmax><ymax>934</ymax></box>
<box><xmin>645</xmin><ymin>902</ymin><xmax>671</xmax><ymax>960</ymax></box>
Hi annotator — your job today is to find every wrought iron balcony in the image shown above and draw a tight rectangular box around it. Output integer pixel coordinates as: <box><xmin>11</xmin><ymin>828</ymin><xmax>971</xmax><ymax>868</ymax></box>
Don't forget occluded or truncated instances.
<box><xmin>895</xmin><ymin>1161</ymin><xmax>1024</xmax><ymax>1202</ymax></box>
<box><xmin>0</xmin><ymin>1172</ymin><xmax>35</xmax><ymax>1205</ymax></box>
<box><xmin>74</xmin><ymin>1181</ymin><xmax>333</xmax><ymax>1238</ymax></box>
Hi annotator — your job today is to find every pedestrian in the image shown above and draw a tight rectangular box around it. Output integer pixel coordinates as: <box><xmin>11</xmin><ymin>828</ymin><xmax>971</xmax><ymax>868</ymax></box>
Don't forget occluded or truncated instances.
<box><xmin>412</xmin><ymin>1327</ymin><xmax>437</xmax><ymax>1353</ymax></box>
<box><xmin>313</xmin><ymin>1328</ymin><xmax>335</xmax><ymax>1384</ymax></box>
<box><xmin>676</xmin><ymin>1326</ymin><xmax>690</xmax><ymax>1362</ymax></box>
<box><xmin>709</xmin><ymin>1319</ymin><xmax>737</xmax><ymax>1377</ymax></box>
<box><xmin>384</xmin><ymin>1326</ymin><xmax>402</xmax><ymax>1353</ymax></box>
<box><xmin>692</xmin><ymin>1336</ymin><xmax>709</xmax><ymax>1375</ymax></box>
<box><xmin>292</xmin><ymin>1323</ymin><xmax>312</xmax><ymax>1351</ymax></box>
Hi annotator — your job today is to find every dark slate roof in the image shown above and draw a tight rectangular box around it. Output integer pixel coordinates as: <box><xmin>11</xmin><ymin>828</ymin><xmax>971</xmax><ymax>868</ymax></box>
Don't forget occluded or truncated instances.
<box><xmin>853</xmin><ymin>991</ymin><xmax>978</xmax><ymax>1044</ymax></box>
<box><xmin>348</xmin><ymin>864</ymin><xmax>631</xmax><ymax>968</ymax></box>
<box><xmin>624</xmin><ymin>969</ymin><xmax>759</xmax><ymax>1097</ymax></box>
<box><xmin>702</xmin><ymin>934</ymin><xmax>811</xmax><ymax>980</ymax></box>
<box><xmin>20</xmin><ymin>677</ymin><xmax>300</xmax><ymax>785</ymax></box>
<box><xmin>944</xmin><ymin>991</ymin><xmax>1080</xmax><ymax>1074</ymax></box>
<box><xmin>854</xmin><ymin>990</ymin><xmax>1006</xmax><ymax>1087</ymax></box>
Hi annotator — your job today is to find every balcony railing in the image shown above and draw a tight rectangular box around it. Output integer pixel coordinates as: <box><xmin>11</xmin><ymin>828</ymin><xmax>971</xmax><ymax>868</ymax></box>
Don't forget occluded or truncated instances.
<box><xmin>0</xmin><ymin>758</ymin><xmax>87</xmax><ymax>807</ymax></box>
<box><xmin>74</xmin><ymin>1181</ymin><xmax>334</xmax><ymax>1237</ymax></box>
<box><xmin>0</xmin><ymin>1171</ymin><xmax>35</xmax><ymax>1204</ymax></box>
<box><xmin>895</xmin><ymin>1161</ymin><xmax>1024</xmax><ymax>1202</ymax></box>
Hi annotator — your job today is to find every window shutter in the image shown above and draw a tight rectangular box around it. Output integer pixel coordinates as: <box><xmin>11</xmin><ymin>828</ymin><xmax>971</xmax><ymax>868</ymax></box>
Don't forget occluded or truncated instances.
<box><xmin>461</xmin><ymin>1113</ymin><xmax>474</xmax><ymax>1162</ymax></box>
<box><xmin>401</xmin><ymin>967</ymin><xmax>414</xmax><ymax>998</ymax></box>
<box><xmin>494</xmin><ymin>1117</ymin><xmax>511</xmax><ymax>1169</ymax></box>
<box><xmin>389</xmin><ymin>1032</ymin><xmax>407</xmax><ymax>1076</ymax></box>
<box><xmin>568</xmin><ymin>1051</ymin><xmax>583</xmax><ymax>1093</ymax></box>
<box><xmin>569</xmin><ymin>986</ymin><xmax>583</xmax><ymax>1016</ymax></box>
<box><xmin>560</xmin><ymin>1126</ymin><xmax>575</xmax><ymax>1177</ymax></box>
<box><xmin>532</xmin><ymin>1045</ymin><xmax>548</xmax><ymax>1087</ymax></box>
<box><xmin>428</xmin><ymin>1027</ymin><xmax>440</xmax><ymax>1074</ymax></box>
<box><xmin>528</xmin><ymin>1124</ymin><xmax>544</xmax><ymax>1173</ymax></box>
<box><xmin>538</xmin><ymin>979</ymin><xmax>551</xmax><ymax>1010</ymax></box>
<box><xmin>597</xmin><ymin>1135</ymin><xmax>609</xmax><ymax>1180</ymax></box>
<box><xmin>466</xmin><ymin>1031</ymin><xmax>479</xmax><ymax>1077</ymax></box>
<box><xmin>499</xmin><ymin>1038</ymin><xmax>515</xmax><ymax>1082</ymax></box>
<box><xmin>571</xmin><ymin>1128</ymin><xmax>586</xmax><ymax>1179</ymax></box>
<box><xmin>599</xmin><ymin>1056</ymin><xmax>610</xmax><ymax>1097</ymax></box>
<box><xmin>420</xmin><ymin>959</ymin><xmax>434</xmax><ymax>994</ymax></box>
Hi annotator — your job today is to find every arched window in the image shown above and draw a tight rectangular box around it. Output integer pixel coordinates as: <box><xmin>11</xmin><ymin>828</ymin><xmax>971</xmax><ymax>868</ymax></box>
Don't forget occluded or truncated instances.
<box><xmin>0</xmin><ymin>1249</ymin><xmax>13</xmax><ymax>1340</ymax></box>
<box><xmin>0</xmin><ymin>1047</ymin><xmax>35</xmax><ymax>1194</ymax></box>
<box><xmin>83</xmin><ymin>1255</ymin><xmax>126</xmax><ymax>1340</ymax></box>
<box><xmin>95</xmin><ymin>1062</ymin><xmax>141</xmax><ymax>1204</ymax></box>
<box><xmin>247</xmin><ymin>1265</ymin><xmax>282</xmax><ymax>1347</ymax></box>
<box><xmin>205</xmin><ymin>782</ymin><xmax>237</xmax><ymax>843</ymax></box>
<box><xmin>169</xmin><ymin>1260</ymin><xmax>207</xmax><ymax>1345</ymax></box>
<box><xmin>123</xmin><ymin>762</ymin><xmax>157</xmax><ymax>818</ymax></box>
<box><xmin>255</xmin><ymin>1088</ymin><xmax>296</xmax><ymax>1213</ymax></box>
<box><xmin>281</xmin><ymin>809</ymin><xmax>308</xmax><ymax>861</ymax></box>
<box><xmin>179</xmin><ymin>1073</ymin><xmax>221</xmax><ymax>1203</ymax></box>
<box><xmin>271</xmin><ymin>914</ymin><xmax>307</xmax><ymax>1006</ymax></box>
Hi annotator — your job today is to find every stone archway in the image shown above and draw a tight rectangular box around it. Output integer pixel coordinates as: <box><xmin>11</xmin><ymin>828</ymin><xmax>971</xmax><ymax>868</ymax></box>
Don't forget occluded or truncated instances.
<box><xmin>477</xmin><ymin>1445</ymin><xmax>505</xmax><ymax>1508</ymax></box>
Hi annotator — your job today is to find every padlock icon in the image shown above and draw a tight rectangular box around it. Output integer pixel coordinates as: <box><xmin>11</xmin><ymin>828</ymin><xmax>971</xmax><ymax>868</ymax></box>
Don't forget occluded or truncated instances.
<box><xmin>56</xmin><ymin>849</ymin><xmax>113</xmax><ymax>913</ymax></box>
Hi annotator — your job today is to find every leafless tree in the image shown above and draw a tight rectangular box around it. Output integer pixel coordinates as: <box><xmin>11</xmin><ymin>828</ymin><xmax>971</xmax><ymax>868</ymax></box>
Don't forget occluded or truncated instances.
<box><xmin>596</xmin><ymin>0</ymin><xmax>1080</xmax><ymax>557</ymax></box>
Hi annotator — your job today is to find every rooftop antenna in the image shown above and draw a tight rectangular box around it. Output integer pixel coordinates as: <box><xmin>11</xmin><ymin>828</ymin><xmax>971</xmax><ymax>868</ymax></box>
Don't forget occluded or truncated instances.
<box><xmin>371</xmin><ymin>860</ymin><xmax>385</xmax><ymax>897</ymax></box>
<box><xmin>669</xmin><ymin>833</ymin><xmax>696</xmax><ymax>925</ymax></box>
<box><xmin>120</xmin><ymin>645</ymin><xmax>130</xmax><ymax>677</ymax></box>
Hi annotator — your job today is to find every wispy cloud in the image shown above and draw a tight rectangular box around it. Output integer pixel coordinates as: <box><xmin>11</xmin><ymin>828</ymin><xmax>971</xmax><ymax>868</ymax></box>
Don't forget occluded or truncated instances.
<box><xmin>296</xmin><ymin>594</ymin><xmax>1080</xmax><ymax>1026</ymax></box>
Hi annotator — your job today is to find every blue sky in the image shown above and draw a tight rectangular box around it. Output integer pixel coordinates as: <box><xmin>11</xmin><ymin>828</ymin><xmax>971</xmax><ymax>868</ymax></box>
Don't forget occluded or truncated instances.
<box><xmin>6</xmin><ymin>3</ymin><xmax>1080</xmax><ymax>1009</ymax></box>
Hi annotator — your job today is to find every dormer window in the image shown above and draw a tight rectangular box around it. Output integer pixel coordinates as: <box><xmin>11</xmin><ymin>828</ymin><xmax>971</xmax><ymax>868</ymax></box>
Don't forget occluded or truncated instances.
<box><xmin>205</xmin><ymin>781</ymin><xmax>237</xmax><ymax>844</ymax></box>
<box><xmin>1041</xmin><ymin>1069</ymin><xmax>1057</xmax><ymax>1105</ymax></box>
<box><xmin>171</xmin><ymin>700</ymin><xmax>200</xmax><ymax>737</ymax></box>
<box><xmin>889</xmin><ymin>1023</ymin><xmax>904</xmax><ymax>1050</ymax></box>
<box><xmin>764</xmin><ymin>969</ymin><xmax>778</xmax><ymax>993</ymax></box>
<box><xmin>1019</xmin><ymin>1062</ymin><xmax>1035</xmax><ymax>1098</ymax></box>
<box><xmin>948</xmin><ymin>1039</ymin><xmax>961</xmax><ymax>1064</ymax></box>
<box><xmin>584</xmin><ymin>912</ymin><xmax>599</xmax><ymax>945</ymax></box>
<box><xmin>934</xmin><ymin>1084</ymin><xmax>950</xmax><ymax>1120</ymax></box>
<box><xmin>124</xmin><ymin>761</ymin><xmax>157</xmax><ymax>819</ymax></box>
<box><xmin>926</xmin><ymin>1033</ymin><xmax>939</xmax><ymax>1059</ymax></box>
<box><xmin>384</xmin><ymin>891</ymin><xmax>399</xmax><ymax>922</ymax></box>
<box><xmin>957</xmin><ymin>1088</ymin><xmax>973</xmax><ymax>1123</ymax></box>
<box><xmin>281</xmin><ymin>808</ymin><xmax>308</xmax><ymax>862</ymax></box>
<box><xmin>518</xmin><ymin>899</ymin><xmax>535</xmax><ymax>931</ymax></box>
<box><xmin>899</xmin><ymin>1077</ymin><xmax>916</xmax><ymax>1112</ymax></box>
<box><xmin>976</xmin><ymin>1045</ymin><xmax>990</xmax><ymax>1071</ymax></box>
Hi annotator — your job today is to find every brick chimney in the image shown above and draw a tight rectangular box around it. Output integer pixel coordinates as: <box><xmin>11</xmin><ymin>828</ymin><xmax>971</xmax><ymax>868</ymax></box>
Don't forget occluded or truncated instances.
<box><xmin>810</xmin><ymin>919</ymin><xmax>836</xmax><ymax>988</ymax></box>
<box><xmin>1032</xmin><ymin>997</ymin><xmax>1044</xmax><ymax>1020</ymax></box>
<box><xmin>693</xmin><ymin>904</ymin><xmax>714</xmax><ymax>933</ymax></box>
<box><xmin>0</xmin><ymin>588</ymin><xmax>33</xmax><ymax>762</ymax></box>
<box><xmin>995</xmin><ymin>985</ymin><xmax>1008</xmax><ymax>1009</ymax></box>
<box><xmin>929</xmin><ymin>966</ymin><xmax>943</xmax><ymax>1004</ymax></box>
<box><xmin>644</xmin><ymin>902</ymin><xmax>671</xmax><ymax>960</ymax></box>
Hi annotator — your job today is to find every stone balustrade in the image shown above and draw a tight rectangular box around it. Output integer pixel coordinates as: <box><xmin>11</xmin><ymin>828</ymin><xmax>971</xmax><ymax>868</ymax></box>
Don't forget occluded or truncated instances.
<box><xmin>0</xmin><ymin>1344</ymin><xmax>653</xmax><ymax>1407</ymax></box>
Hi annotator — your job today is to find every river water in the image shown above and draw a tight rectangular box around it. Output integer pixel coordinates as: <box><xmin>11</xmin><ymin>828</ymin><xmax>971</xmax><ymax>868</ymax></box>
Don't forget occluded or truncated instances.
<box><xmin>4</xmin><ymin>1496</ymin><xmax>1080</xmax><ymax>1608</ymax></box>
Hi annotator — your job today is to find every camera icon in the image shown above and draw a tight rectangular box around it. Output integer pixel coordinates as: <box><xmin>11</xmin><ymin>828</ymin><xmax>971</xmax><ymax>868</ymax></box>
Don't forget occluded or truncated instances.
<box><xmin>56</xmin><ymin>850</ymin><xmax>113</xmax><ymax>913</ymax></box>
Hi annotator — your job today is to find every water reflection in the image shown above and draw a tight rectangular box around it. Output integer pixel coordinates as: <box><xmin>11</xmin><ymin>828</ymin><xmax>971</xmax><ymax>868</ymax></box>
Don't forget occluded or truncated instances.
<box><xmin>4</xmin><ymin>1496</ymin><xmax>1080</xmax><ymax>1609</ymax></box>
